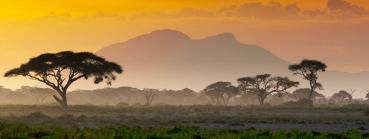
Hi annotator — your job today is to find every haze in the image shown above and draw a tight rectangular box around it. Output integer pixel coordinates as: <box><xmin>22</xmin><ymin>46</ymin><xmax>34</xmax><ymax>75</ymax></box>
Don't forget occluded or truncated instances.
<box><xmin>1</xmin><ymin>0</ymin><xmax>369</xmax><ymax>90</ymax></box>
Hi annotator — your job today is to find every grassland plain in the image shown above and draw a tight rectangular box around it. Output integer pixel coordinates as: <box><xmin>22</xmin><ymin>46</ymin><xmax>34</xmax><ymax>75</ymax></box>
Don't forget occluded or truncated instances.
<box><xmin>0</xmin><ymin>124</ymin><xmax>367</xmax><ymax>139</ymax></box>
<box><xmin>0</xmin><ymin>105</ymin><xmax>368</xmax><ymax>138</ymax></box>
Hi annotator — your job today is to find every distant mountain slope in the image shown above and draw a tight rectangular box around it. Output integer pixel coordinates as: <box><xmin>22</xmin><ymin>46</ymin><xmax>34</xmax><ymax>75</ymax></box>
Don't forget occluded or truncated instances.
<box><xmin>94</xmin><ymin>29</ymin><xmax>369</xmax><ymax>98</ymax></box>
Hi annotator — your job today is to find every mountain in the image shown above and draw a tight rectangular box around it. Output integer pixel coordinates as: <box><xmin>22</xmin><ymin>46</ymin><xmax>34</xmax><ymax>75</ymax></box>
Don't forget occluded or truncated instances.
<box><xmin>94</xmin><ymin>29</ymin><xmax>369</xmax><ymax>98</ymax></box>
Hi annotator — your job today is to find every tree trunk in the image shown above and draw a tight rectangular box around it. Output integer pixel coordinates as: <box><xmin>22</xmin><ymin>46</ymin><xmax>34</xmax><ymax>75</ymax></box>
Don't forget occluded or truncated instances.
<box><xmin>61</xmin><ymin>93</ymin><xmax>68</xmax><ymax>110</ymax></box>
<box><xmin>53</xmin><ymin>90</ymin><xmax>68</xmax><ymax>111</ymax></box>
<box><xmin>216</xmin><ymin>97</ymin><xmax>221</xmax><ymax>105</ymax></box>
<box><xmin>221</xmin><ymin>96</ymin><xmax>228</xmax><ymax>106</ymax></box>
<box><xmin>308</xmin><ymin>81</ymin><xmax>314</xmax><ymax>100</ymax></box>
<box><xmin>308</xmin><ymin>89</ymin><xmax>313</xmax><ymax>100</ymax></box>
<box><xmin>144</xmin><ymin>95</ymin><xmax>150</xmax><ymax>106</ymax></box>
<box><xmin>144</xmin><ymin>93</ymin><xmax>154</xmax><ymax>106</ymax></box>
<box><xmin>258</xmin><ymin>96</ymin><xmax>265</xmax><ymax>105</ymax></box>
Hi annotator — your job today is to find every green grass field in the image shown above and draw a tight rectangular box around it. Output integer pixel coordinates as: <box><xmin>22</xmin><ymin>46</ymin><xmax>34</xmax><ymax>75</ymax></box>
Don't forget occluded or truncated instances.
<box><xmin>0</xmin><ymin>105</ymin><xmax>368</xmax><ymax>138</ymax></box>
<box><xmin>0</xmin><ymin>124</ymin><xmax>367</xmax><ymax>139</ymax></box>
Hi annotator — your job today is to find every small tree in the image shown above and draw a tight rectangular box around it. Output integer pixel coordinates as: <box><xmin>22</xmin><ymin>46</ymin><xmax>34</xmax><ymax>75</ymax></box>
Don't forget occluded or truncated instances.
<box><xmin>142</xmin><ymin>88</ymin><xmax>158</xmax><ymax>106</ymax></box>
<box><xmin>237</xmin><ymin>74</ymin><xmax>299</xmax><ymax>105</ymax></box>
<box><xmin>4</xmin><ymin>51</ymin><xmax>123</xmax><ymax>110</ymax></box>
<box><xmin>365</xmin><ymin>90</ymin><xmax>369</xmax><ymax>100</ymax></box>
<box><xmin>289</xmin><ymin>59</ymin><xmax>327</xmax><ymax>100</ymax></box>
<box><xmin>203</xmin><ymin>81</ymin><xmax>238</xmax><ymax>106</ymax></box>
<box><xmin>330</xmin><ymin>90</ymin><xmax>352</xmax><ymax>103</ymax></box>
<box><xmin>291</xmin><ymin>88</ymin><xmax>325</xmax><ymax>101</ymax></box>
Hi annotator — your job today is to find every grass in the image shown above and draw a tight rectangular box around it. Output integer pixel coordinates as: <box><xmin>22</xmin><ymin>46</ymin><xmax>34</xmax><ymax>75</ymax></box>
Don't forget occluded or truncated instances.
<box><xmin>0</xmin><ymin>105</ymin><xmax>367</xmax><ymax>138</ymax></box>
<box><xmin>0</xmin><ymin>124</ymin><xmax>366</xmax><ymax>139</ymax></box>
<box><xmin>0</xmin><ymin>105</ymin><xmax>367</xmax><ymax>127</ymax></box>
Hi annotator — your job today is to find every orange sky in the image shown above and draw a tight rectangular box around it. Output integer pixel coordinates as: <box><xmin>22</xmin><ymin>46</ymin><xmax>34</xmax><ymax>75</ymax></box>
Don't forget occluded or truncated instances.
<box><xmin>1</xmin><ymin>0</ymin><xmax>369</xmax><ymax>89</ymax></box>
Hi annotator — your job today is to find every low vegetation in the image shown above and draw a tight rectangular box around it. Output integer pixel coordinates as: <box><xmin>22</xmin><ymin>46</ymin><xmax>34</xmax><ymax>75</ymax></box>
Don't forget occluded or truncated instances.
<box><xmin>0</xmin><ymin>105</ymin><xmax>368</xmax><ymax>128</ymax></box>
<box><xmin>0</xmin><ymin>124</ymin><xmax>366</xmax><ymax>139</ymax></box>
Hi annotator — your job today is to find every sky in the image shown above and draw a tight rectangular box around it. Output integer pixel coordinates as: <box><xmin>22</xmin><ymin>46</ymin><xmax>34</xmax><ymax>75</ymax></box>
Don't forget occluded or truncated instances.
<box><xmin>0</xmin><ymin>0</ymin><xmax>369</xmax><ymax>89</ymax></box>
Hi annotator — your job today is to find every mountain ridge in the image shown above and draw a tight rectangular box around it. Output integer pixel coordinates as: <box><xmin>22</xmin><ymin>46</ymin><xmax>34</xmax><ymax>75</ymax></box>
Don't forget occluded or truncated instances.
<box><xmin>93</xmin><ymin>29</ymin><xmax>369</xmax><ymax>98</ymax></box>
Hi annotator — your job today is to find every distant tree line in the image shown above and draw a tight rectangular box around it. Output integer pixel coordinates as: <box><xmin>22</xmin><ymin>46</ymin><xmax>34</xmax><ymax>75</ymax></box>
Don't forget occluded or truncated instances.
<box><xmin>0</xmin><ymin>85</ymin><xmax>366</xmax><ymax>107</ymax></box>
<box><xmin>202</xmin><ymin>59</ymin><xmax>327</xmax><ymax>106</ymax></box>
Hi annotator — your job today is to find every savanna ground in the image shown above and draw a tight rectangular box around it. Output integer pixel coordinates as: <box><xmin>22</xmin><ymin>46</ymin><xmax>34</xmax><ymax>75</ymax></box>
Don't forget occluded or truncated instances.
<box><xmin>0</xmin><ymin>104</ymin><xmax>369</xmax><ymax>138</ymax></box>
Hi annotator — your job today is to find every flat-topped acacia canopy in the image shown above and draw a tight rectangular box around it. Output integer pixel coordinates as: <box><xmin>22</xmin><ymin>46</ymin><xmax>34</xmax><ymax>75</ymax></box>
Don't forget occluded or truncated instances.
<box><xmin>4</xmin><ymin>51</ymin><xmax>123</xmax><ymax>109</ymax></box>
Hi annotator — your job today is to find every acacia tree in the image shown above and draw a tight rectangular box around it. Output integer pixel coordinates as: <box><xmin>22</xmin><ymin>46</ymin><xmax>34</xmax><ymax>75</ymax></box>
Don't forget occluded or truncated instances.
<box><xmin>289</xmin><ymin>59</ymin><xmax>327</xmax><ymax>100</ymax></box>
<box><xmin>291</xmin><ymin>88</ymin><xmax>325</xmax><ymax>100</ymax></box>
<box><xmin>203</xmin><ymin>81</ymin><xmax>239</xmax><ymax>106</ymax></box>
<box><xmin>237</xmin><ymin>74</ymin><xmax>299</xmax><ymax>105</ymax></box>
<box><xmin>4</xmin><ymin>51</ymin><xmax>123</xmax><ymax>110</ymax></box>
<box><xmin>142</xmin><ymin>88</ymin><xmax>158</xmax><ymax>106</ymax></box>
<box><xmin>330</xmin><ymin>90</ymin><xmax>352</xmax><ymax>103</ymax></box>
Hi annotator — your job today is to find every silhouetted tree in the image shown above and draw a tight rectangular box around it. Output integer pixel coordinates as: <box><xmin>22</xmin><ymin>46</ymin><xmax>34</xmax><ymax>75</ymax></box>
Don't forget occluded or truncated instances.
<box><xmin>366</xmin><ymin>90</ymin><xmax>369</xmax><ymax>100</ymax></box>
<box><xmin>289</xmin><ymin>59</ymin><xmax>327</xmax><ymax>100</ymax></box>
<box><xmin>203</xmin><ymin>81</ymin><xmax>238</xmax><ymax>106</ymax></box>
<box><xmin>4</xmin><ymin>51</ymin><xmax>123</xmax><ymax>110</ymax></box>
<box><xmin>142</xmin><ymin>88</ymin><xmax>158</xmax><ymax>106</ymax></box>
<box><xmin>171</xmin><ymin>88</ymin><xmax>198</xmax><ymax>105</ymax></box>
<box><xmin>238</xmin><ymin>74</ymin><xmax>299</xmax><ymax>105</ymax></box>
<box><xmin>330</xmin><ymin>90</ymin><xmax>352</xmax><ymax>103</ymax></box>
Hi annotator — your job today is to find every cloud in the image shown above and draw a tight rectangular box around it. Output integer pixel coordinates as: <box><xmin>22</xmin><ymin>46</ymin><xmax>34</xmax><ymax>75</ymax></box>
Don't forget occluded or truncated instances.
<box><xmin>220</xmin><ymin>2</ymin><xmax>301</xmax><ymax>19</ymax></box>
<box><xmin>327</xmin><ymin>0</ymin><xmax>368</xmax><ymax>15</ymax></box>
<box><xmin>176</xmin><ymin>8</ymin><xmax>214</xmax><ymax>17</ymax></box>
<box><xmin>216</xmin><ymin>0</ymin><xmax>368</xmax><ymax>21</ymax></box>
<box><xmin>302</xmin><ymin>10</ymin><xmax>326</xmax><ymax>17</ymax></box>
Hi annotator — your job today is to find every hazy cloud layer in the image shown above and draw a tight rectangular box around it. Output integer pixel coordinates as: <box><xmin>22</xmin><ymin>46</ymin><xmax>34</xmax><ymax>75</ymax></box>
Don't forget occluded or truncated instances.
<box><xmin>170</xmin><ymin>0</ymin><xmax>369</xmax><ymax>20</ymax></box>
<box><xmin>176</xmin><ymin>8</ymin><xmax>215</xmax><ymax>17</ymax></box>
<box><xmin>327</xmin><ymin>0</ymin><xmax>368</xmax><ymax>15</ymax></box>
<box><xmin>1</xmin><ymin>0</ymin><xmax>369</xmax><ymax>90</ymax></box>
<box><xmin>220</xmin><ymin>2</ymin><xmax>301</xmax><ymax>19</ymax></box>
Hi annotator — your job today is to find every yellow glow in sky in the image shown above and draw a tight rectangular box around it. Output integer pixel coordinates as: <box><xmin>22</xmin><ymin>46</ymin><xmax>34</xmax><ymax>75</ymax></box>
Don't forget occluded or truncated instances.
<box><xmin>1</xmin><ymin>0</ymin><xmax>369</xmax><ymax>89</ymax></box>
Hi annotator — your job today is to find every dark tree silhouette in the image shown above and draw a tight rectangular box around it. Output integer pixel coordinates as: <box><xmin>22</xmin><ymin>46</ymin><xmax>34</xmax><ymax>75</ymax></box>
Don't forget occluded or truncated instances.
<box><xmin>203</xmin><ymin>81</ymin><xmax>238</xmax><ymax>106</ymax></box>
<box><xmin>142</xmin><ymin>88</ymin><xmax>158</xmax><ymax>106</ymax></box>
<box><xmin>330</xmin><ymin>90</ymin><xmax>353</xmax><ymax>103</ymax></box>
<box><xmin>4</xmin><ymin>51</ymin><xmax>123</xmax><ymax>110</ymax></box>
<box><xmin>289</xmin><ymin>59</ymin><xmax>327</xmax><ymax>100</ymax></box>
<box><xmin>238</xmin><ymin>74</ymin><xmax>299</xmax><ymax>105</ymax></box>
